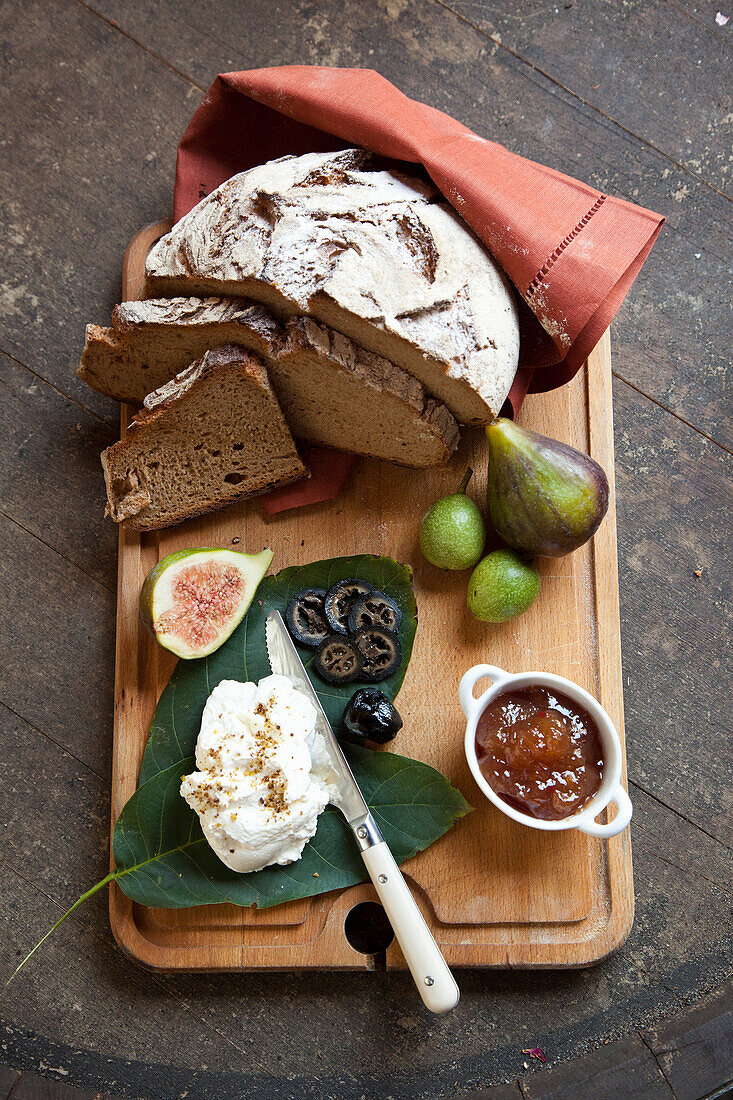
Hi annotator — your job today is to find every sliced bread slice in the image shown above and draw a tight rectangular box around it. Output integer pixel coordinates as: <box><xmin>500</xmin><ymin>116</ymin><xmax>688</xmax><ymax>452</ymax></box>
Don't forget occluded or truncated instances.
<box><xmin>80</xmin><ymin>298</ymin><xmax>459</xmax><ymax>467</ymax></box>
<box><xmin>80</xmin><ymin>297</ymin><xmax>283</xmax><ymax>403</ymax></box>
<box><xmin>275</xmin><ymin>317</ymin><xmax>459</xmax><ymax>466</ymax></box>
<box><xmin>143</xmin><ymin>148</ymin><xmax>520</xmax><ymax>425</ymax></box>
<box><xmin>101</xmin><ymin>345</ymin><xmax>306</xmax><ymax>531</ymax></box>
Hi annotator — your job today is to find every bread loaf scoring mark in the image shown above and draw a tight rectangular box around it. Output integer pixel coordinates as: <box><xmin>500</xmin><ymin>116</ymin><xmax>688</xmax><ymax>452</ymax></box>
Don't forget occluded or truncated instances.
<box><xmin>394</xmin><ymin>211</ymin><xmax>438</xmax><ymax>283</ymax></box>
<box><xmin>317</xmin><ymin>237</ymin><xmax>357</xmax><ymax>264</ymax></box>
<box><xmin>395</xmin><ymin>284</ymin><xmax>483</xmax><ymax>363</ymax></box>
<box><xmin>250</xmin><ymin>191</ymin><xmax>279</xmax><ymax>228</ymax></box>
<box><xmin>294</xmin><ymin>164</ymin><xmax>355</xmax><ymax>190</ymax></box>
<box><xmin>293</xmin><ymin>147</ymin><xmax>373</xmax><ymax>187</ymax></box>
<box><xmin>174</xmin><ymin>241</ymin><xmax>195</xmax><ymax>276</ymax></box>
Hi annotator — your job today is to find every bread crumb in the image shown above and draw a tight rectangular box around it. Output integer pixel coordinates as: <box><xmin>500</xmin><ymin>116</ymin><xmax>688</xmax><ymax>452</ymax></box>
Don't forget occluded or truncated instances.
<box><xmin>694</xmin><ymin>568</ymin><xmax>702</xmax><ymax>577</ymax></box>
<box><xmin>232</xmin><ymin>536</ymin><xmax>240</xmax><ymax>544</ymax></box>
<box><xmin>313</xmin><ymin>872</ymin><xmax>319</xmax><ymax>877</ymax></box>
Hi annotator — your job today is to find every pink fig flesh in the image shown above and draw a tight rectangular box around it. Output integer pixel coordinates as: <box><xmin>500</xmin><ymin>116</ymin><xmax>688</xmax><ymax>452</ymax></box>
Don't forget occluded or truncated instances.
<box><xmin>139</xmin><ymin>547</ymin><xmax>273</xmax><ymax>658</ymax></box>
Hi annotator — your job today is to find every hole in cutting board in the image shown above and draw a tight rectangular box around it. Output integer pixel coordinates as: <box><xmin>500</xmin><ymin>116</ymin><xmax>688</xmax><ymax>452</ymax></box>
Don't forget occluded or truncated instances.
<box><xmin>344</xmin><ymin>902</ymin><xmax>394</xmax><ymax>959</ymax></box>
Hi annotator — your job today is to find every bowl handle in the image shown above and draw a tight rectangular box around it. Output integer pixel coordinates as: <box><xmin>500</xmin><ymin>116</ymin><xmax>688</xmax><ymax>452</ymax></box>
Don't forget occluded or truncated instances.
<box><xmin>578</xmin><ymin>787</ymin><xmax>633</xmax><ymax>838</ymax></box>
<box><xmin>459</xmin><ymin>665</ymin><xmax>509</xmax><ymax>717</ymax></box>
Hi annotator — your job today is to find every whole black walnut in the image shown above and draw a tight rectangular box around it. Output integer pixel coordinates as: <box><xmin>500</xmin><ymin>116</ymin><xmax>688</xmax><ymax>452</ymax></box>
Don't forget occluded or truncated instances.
<box><xmin>342</xmin><ymin>688</ymin><xmax>403</xmax><ymax>744</ymax></box>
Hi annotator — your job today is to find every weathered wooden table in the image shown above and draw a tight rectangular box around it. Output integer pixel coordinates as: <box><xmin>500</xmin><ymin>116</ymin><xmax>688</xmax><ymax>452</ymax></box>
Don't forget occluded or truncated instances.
<box><xmin>1</xmin><ymin>2</ymin><xmax>730</xmax><ymax>1098</ymax></box>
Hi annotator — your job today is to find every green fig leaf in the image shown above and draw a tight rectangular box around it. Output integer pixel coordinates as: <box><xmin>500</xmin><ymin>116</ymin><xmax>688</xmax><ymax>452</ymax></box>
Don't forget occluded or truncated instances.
<box><xmin>8</xmin><ymin>557</ymin><xmax>467</xmax><ymax>978</ymax></box>
<box><xmin>140</xmin><ymin>555</ymin><xmax>418</xmax><ymax>784</ymax></box>
<box><xmin>112</xmin><ymin>746</ymin><xmax>471</xmax><ymax>909</ymax></box>
<box><xmin>115</xmin><ymin>555</ymin><xmax>468</xmax><ymax>910</ymax></box>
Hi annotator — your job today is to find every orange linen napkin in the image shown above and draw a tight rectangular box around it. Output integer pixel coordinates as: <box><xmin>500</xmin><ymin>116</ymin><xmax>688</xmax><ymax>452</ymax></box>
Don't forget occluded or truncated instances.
<box><xmin>173</xmin><ymin>67</ymin><xmax>663</xmax><ymax>513</ymax></box>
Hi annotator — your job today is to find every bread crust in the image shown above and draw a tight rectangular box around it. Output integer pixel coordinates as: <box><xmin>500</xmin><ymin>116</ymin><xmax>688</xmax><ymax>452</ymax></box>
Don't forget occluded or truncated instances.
<box><xmin>113</xmin><ymin>296</ymin><xmax>283</xmax><ymax>344</ymax></box>
<box><xmin>79</xmin><ymin>298</ymin><xmax>284</xmax><ymax>403</ymax></box>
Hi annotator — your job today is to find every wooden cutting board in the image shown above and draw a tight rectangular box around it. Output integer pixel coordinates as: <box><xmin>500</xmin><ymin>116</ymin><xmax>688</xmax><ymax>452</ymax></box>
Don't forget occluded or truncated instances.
<box><xmin>109</xmin><ymin>221</ymin><xmax>633</xmax><ymax>971</ymax></box>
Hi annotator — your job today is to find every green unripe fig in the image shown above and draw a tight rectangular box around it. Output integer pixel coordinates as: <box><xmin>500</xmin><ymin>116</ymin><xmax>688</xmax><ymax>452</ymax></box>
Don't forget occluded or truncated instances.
<box><xmin>420</xmin><ymin>468</ymin><xmax>485</xmax><ymax>570</ymax></box>
<box><xmin>467</xmin><ymin>550</ymin><xmax>540</xmax><ymax>623</ymax></box>
<box><xmin>486</xmin><ymin>419</ymin><xmax>609</xmax><ymax>557</ymax></box>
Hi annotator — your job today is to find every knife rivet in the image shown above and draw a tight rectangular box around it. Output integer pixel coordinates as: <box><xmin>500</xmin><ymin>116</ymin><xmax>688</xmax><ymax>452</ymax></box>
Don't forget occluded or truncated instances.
<box><xmin>357</xmin><ymin>827</ymin><xmax>367</xmax><ymax>839</ymax></box>
<box><xmin>378</xmin><ymin>874</ymin><xmax>388</xmax><ymax>883</ymax></box>
<box><xmin>424</xmin><ymin>976</ymin><xmax>435</xmax><ymax>986</ymax></box>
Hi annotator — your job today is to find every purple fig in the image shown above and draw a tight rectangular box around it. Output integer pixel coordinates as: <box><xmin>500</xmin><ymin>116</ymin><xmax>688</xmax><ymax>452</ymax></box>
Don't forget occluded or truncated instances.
<box><xmin>486</xmin><ymin>419</ymin><xmax>609</xmax><ymax>557</ymax></box>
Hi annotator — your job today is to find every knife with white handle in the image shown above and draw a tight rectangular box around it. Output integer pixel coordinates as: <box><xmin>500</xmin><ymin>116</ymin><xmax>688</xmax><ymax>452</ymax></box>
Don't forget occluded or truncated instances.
<box><xmin>265</xmin><ymin>610</ymin><xmax>459</xmax><ymax>1014</ymax></box>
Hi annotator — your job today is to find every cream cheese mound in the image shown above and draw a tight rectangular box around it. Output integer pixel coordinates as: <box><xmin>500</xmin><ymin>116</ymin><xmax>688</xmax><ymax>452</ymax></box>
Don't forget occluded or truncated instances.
<box><xmin>180</xmin><ymin>675</ymin><xmax>338</xmax><ymax>873</ymax></box>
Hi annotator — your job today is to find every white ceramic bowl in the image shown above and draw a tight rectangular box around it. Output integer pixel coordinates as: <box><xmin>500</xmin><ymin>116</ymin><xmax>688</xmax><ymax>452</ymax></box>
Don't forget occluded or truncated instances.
<box><xmin>459</xmin><ymin>664</ymin><xmax>633</xmax><ymax>837</ymax></box>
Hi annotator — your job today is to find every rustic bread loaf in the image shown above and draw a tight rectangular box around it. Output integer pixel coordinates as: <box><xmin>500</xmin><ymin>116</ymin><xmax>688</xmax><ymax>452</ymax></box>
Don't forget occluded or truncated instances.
<box><xmin>80</xmin><ymin>297</ymin><xmax>459</xmax><ymax>467</ymax></box>
<box><xmin>101</xmin><ymin>346</ymin><xmax>306</xmax><ymax>531</ymax></box>
<box><xmin>144</xmin><ymin>148</ymin><xmax>520</xmax><ymax>425</ymax></box>
<box><xmin>80</xmin><ymin>297</ymin><xmax>282</xmax><ymax>402</ymax></box>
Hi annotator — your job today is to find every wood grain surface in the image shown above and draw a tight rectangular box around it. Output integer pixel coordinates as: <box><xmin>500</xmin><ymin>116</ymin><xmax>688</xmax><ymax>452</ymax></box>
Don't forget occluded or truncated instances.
<box><xmin>108</xmin><ymin>222</ymin><xmax>633</xmax><ymax>971</ymax></box>
<box><xmin>1</xmin><ymin>0</ymin><xmax>730</xmax><ymax>1096</ymax></box>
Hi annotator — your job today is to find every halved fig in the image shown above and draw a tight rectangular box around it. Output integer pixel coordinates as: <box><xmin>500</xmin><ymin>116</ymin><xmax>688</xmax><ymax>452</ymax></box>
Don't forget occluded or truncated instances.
<box><xmin>313</xmin><ymin>635</ymin><xmax>363</xmax><ymax>685</ymax></box>
<box><xmin>323</xmin><ymin>578</ymin><xmax>375</xmax><ymax>635</ymax></box>
<box><xmin>139</xmin><ymin>547</ymin><xmax>273</xmax><ymax>659</ymax></box>
<box><xmin>348</xmin><ymin>590</ymin><xmax>402</xmax><ymax>634</ymax></box>
<box><xmin>285</xmin><ymin>589</ymin><xmax>330</xmax><ymax>647</ymax></box>
<box><xmin>352</xmin><ymin>626</ymin><xmax>402</xmax><ymax>682</ymax></box>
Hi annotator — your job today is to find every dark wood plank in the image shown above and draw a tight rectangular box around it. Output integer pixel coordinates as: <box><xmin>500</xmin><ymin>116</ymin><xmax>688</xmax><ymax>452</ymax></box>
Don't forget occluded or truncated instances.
<box><xmin>519</xmin><ymin>1034</ymin><xmax>672</xmax><ymax>1099</ymax></box>
<box><xmin>644</xmin><ymin>985</ymin><xmax>733</xmax><ymax>1100</ymax></box>
<box><xmin>0</xmin><ymin>705</ymin><xmax>111</xmax><ymax>915</ymax></box>
<box><xmin>10</xmin><ymin>1070</ymin><xmax>107</xmax><ymax>1100</ymax></box>
<box><xmin>630</xmin><ymin>786</ymin><xmax>732</xmax><ymax>899</ymax></box>
<box><xmin>0</xmin><ymin>0</ymin><xmax>202</xmax><ymax>418</ymax></box>
<box><xmin>463</xmin><ymin>1085</ymin><xmax>524</xmax><ymax>1099</ymax></box>
<box><xmin>79</xmin><ymin>0</ymin><xmax>732</xmax><ymax>444</ymax></box>
<box><xmin>673</xmin><ymin>2</ymin><xmax>733</xmax><ymax>38</ymax></box>
<box><xmin>441</xmin><ymin>0</ymin><xmax>733</xmax><ymax>194</ymax></box>
<box><xmin>0</xmin><ymin>353</ymin><xmax>118</xmax><ymax>590</ymax></box>
<box><xmin>0</xmin><ymin>1066</ymin><xmax>20</xmax><ymax>1099</ymax></box>
<box><xmin>0</xmin><ymin>0</ymin><xmax>730</xmax><ymax>1096</ymax></box>
<box><xmin>1</xmin><ymin>867</ymin><xmax>235</xmax><ymax>1096</ymax></box>
<box><xmin>0</xmin><ymin>514</ymin><xmax>116</xmax><ymax>778</ymax></box>
<box><xmin>611</xmin><ymin>375</ymin><xmax>733</xmax><ymax>844</ymax></box>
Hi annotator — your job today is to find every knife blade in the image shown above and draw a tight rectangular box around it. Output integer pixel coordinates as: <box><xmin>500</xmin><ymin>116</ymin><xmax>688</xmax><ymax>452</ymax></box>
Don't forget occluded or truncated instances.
<box><xmin>264</xmin><ymin>609</ymin><xmax>460</xmax><ymax>1013</ymax></box>
<box><xmin>264</xmin><ymin>610</ymin><xmax>369</xmax><ymax>825</ymax></box>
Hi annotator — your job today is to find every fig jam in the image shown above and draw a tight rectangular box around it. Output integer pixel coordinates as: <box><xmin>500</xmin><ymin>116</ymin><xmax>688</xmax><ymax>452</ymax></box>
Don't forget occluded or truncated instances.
<box><xmin>475</xmin><ymin>685</ymin><xmax>604</xmax><ymax>821</ymax></box>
